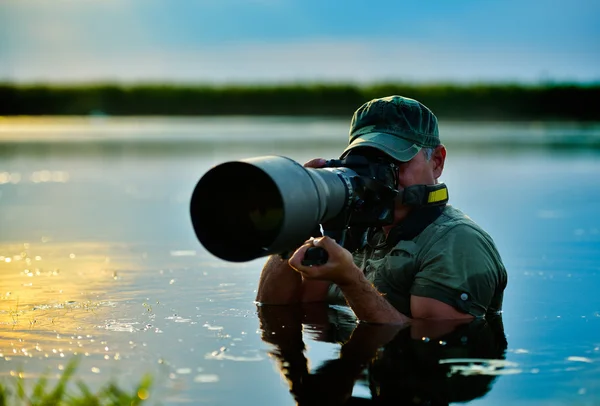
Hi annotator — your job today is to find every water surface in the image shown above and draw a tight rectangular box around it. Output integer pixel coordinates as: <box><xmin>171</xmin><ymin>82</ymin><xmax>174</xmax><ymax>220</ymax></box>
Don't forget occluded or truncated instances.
<box><xmin>0</xmin><ymin>117</ymin><xmax>599</xmax><ymax>405</ymax></box>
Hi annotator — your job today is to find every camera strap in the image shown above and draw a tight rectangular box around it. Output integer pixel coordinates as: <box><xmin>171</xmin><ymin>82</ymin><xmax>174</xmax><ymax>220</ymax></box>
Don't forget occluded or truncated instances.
<box><xmin>381</xmin><ymin>183</ymin><xmax>449</xmax><ymax>248</ymax></box>
<box><xmin>385</xmin><ymin>205</ymin><xmax>446</xmax><ymax>247</ymax></box>
<box><xmin>394</xmin><ymin>183</ymin><xmax>449</xmax><ymax>207</ymax></box>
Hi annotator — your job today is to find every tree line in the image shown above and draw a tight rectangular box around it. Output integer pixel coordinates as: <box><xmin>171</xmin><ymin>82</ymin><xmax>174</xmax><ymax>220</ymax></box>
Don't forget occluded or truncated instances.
<box><xmin>1</xmin><ymin>82</ymin><xmax>598</xmax><ymax>120</ymax></box>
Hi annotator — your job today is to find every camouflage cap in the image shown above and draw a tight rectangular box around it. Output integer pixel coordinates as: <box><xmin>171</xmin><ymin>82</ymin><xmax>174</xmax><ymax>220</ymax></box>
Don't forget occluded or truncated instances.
<box><xmin>341</xmin><ymin>95</ymin><xmax>440</xmax><ymax>162</ymax></box>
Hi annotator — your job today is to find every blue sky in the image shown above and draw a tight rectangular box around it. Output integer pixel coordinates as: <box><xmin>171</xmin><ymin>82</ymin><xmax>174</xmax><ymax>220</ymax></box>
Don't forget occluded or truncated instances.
<box><xmin>1</xmin><ymin>0</ymin><xmax>598</xmax><ymax>84</ymax></box>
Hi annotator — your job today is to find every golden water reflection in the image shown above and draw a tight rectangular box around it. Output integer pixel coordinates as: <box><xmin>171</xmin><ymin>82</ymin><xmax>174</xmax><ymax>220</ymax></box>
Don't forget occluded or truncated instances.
<box><xmin>0</xmin><ymin>240</ymin><xmax>140</xmax><ymax>361</ymax></box>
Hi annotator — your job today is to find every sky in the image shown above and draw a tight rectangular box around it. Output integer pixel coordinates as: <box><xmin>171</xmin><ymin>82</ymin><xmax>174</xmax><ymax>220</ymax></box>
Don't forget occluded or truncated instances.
<box><xmin>0</xmin><ymin>0</ymin><xmax>599</xmax><ymax>84</ymax></box>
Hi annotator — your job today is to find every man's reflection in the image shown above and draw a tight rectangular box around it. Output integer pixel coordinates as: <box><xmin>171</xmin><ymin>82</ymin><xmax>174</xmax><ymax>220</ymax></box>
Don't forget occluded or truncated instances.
<box><xmin>258</xmin><ymin>304</ymin><xmax>507</xmax><ymax>406</ymax></box>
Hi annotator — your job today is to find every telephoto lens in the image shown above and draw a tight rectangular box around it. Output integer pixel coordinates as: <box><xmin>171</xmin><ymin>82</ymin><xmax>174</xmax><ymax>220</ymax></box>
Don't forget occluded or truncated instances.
<box><xmin>190</xmin><ymin>155</ymin><xmax>353</xmax><ymax>262</ymax></box>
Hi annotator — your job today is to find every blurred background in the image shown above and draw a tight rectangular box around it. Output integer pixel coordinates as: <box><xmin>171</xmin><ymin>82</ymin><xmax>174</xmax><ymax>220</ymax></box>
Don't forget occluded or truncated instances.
<box><xmin>1</xmin><ymin>0</ymin><xmax>599</xmax><ymax>119</ymax></box>
<box><xmin>0</xmin><ymin>1</ymin><xmax>599</xmax><ymax>405</ymax></box>
<box><xmin>1</xmin><ymin>0</ymin><xmax>599</xmax><ymax>84</ymax></box>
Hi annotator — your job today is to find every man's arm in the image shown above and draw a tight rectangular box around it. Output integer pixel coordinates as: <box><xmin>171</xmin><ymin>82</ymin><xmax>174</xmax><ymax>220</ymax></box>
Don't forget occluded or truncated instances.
<box><xmin>336</xmin><ymin>271</ymin><xmax>411</xmax><ymax>324</ymax></box>
<box><xmin>256</xmin><ymin>255</ymin><xmax>301</xmax><ymax>304</ymax></box>
<box><xmin>256</xmin><ymin>255</ymin><xmax>331</xmax><ymax>304</ymax></box>
<box><xmin>411</xmin><ymin>224</ymin><xmax>505</xmax><ymax>319</ymax></box>
<box><xmin>411</xmin><ymin>296</ymin><xmax>474</xmax><ymax>320</ymax></box>
<box><xmin>340</xmin><ymin>279</ymin><xmax>472</xmax><ymax>323</ymax></box>
<box><xmin>288</xmin><ymin>237</ymin><xmax>474</xmax><ymax>324</ymax></box>
<box><xmin>288</xmin><ymin>237</ymin><xmax>411</xmax><ymax>324</ymax></box>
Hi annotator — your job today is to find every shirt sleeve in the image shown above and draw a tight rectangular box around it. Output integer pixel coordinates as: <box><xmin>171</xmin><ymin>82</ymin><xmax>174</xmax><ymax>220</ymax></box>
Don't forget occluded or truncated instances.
<box><xmin>410</xmin><ymin>224</ymin><xmax>505</xmax><ymax>317</ymax></box>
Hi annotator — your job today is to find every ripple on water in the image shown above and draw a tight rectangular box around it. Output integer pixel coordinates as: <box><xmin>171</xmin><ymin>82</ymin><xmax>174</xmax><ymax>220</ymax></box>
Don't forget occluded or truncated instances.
<box><xmin>439</xmin><ymin>359</ymin><xmax>523</xmax><ymax>376</ymax></box>
<box><xmin>566</xmin><ymin>356</ymin><xmax>593</xmax><ymax>363</ymax></box>
<box><xmin>165</xmin><ymin>315</ymin><xmax>194</xmax><ymax>323</ymax></box>
<box><xmin>202</xmin><ymin>323</ymin><xmax>224</xmax><ymax>331</ymax></box>
<box><xmin>100</xmin><ymin>320</ymin><xmax>140</xmax><ymax>333</ymax></box>
<box><xmin>193</xmin><ymin>374</ymin><xmax>220</xmax><ymax>383</ymax></box>
<box><xmin>169</xmin><ymin>250</ymin><xmax>197</xmax><ymax>257</ymax></box>
<box><xmin>205</xmin><ymin>346</ymin><xmax>263</xmax><ymax>362</ymax></box>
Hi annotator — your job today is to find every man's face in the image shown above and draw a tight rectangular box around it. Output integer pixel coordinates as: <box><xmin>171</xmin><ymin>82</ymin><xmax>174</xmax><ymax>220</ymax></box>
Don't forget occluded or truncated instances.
<box><xmin>396</xmin><ymin>145</ymin><xmax>446</xmax><ymax>190</ymax></box>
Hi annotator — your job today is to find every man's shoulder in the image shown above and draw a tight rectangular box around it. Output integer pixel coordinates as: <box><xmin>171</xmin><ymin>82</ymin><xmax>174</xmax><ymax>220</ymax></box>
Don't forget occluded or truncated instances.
<box><xmin>418</xmin><ymin>206</ymin><xmax>505</xmax><ymax>270</ymax></box>
<box><xmin>436</xmin><ymin>205</ymin><xmax>476</xmax><ymax>225</ymax></box>
<box><xmin>434</xmin><ymin>205</ymin><xmax>491</xmax><ymax>236</ymax></box>
<box><xmin>417</xmin><ymin>205</ymin><xmax>498</xmax><ymax>252</ymax></box>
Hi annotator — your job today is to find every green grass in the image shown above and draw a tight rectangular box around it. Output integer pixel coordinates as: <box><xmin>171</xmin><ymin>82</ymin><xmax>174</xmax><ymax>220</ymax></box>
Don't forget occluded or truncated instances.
<box><xmin>0</xmin><ymin>357</ymin><xmax>153</xmax><ymax>406</ymax></box>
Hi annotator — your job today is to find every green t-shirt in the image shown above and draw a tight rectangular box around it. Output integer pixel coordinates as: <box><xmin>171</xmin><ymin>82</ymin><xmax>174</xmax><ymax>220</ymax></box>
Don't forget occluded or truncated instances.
<box><xmin>327</xmin><ymin>205</ymin><xmax>507</xmax><ymax>318</ymax></box>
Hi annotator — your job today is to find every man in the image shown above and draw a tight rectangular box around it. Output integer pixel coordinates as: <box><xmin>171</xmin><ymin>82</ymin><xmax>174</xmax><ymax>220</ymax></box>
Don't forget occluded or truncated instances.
<box><xmin>256</xmin><ymin>95</ymin><xmax>507</xmax><ymax>323</ymax></box>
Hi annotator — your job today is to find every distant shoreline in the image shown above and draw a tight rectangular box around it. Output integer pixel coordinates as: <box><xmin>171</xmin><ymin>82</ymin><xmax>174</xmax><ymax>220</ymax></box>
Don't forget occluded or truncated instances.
<box><xmin>1</xmin><ymin>83</ymin><xmax>598</xmax><ymax>121</ymax></box>
<box><xmin>1</xmin><ymin>117</ymin><xmax>598</xmax><ymax>153</ymax></box>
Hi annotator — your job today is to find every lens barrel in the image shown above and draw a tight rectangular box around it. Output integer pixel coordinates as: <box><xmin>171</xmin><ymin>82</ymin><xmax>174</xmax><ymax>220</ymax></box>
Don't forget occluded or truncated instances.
<box><xmin>190</xmin><ymin>155</ymin><xmax>355</xmax><ymax>262</ymax></box>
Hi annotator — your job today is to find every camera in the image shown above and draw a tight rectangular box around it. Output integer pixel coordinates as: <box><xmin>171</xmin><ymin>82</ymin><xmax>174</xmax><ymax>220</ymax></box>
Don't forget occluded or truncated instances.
<box><xmin>189</xmin><ymin>149</ymin><xmax>402</xmax><ymax>262</ymax></box>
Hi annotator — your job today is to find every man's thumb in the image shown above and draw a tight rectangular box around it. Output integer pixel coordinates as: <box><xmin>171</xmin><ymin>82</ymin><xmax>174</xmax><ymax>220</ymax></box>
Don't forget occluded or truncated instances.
<box><xmin>313</xmin><ymin>236</ymin><xmax>335</xmax><ymax>248</ymax></box>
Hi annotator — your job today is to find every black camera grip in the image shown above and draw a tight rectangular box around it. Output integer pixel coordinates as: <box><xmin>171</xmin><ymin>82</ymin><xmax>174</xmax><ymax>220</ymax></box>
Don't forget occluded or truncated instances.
<box><xmin>301</xmin><ymin>246</ymin><xmax>329</xmax><ymax>266</ymax></box>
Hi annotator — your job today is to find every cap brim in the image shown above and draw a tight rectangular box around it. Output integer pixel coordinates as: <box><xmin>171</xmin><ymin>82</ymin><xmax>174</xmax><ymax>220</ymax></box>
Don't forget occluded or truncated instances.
<box><xmin>341</xmin><ymin>132</ymin><xmax>421</xmax><ymax>162</ymax></box>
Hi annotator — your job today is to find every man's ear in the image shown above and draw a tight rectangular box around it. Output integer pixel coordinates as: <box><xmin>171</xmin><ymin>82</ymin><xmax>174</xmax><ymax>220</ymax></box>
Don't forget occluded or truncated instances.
<box><xmin>432</xmin><ymin>145</ymin><xmax>446</xmax><ymax>179</ymax></box>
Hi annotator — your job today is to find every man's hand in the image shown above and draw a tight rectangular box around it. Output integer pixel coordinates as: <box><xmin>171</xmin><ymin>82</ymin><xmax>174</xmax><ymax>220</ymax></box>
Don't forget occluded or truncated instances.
<box><xmin>288</xmin><ymin>236</ymin><xmax>361</xmax><ymax>287</ymax></box>
<box><xmin>290</xmin><ymin>237</ymin><xmax>410</xmax><ymax>325</ymax></box>
<box><xmin>303</xmin><ymin>158</ymin><xmax>327</xmax><ymax>168</ymax></box>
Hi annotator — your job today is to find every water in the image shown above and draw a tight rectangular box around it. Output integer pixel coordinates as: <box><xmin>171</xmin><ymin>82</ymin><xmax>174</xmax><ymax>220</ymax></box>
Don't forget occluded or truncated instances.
<box><xmin>0</xmin><ymin>117</ymin><xmax>599</xmax><ymax>405</ymax></box>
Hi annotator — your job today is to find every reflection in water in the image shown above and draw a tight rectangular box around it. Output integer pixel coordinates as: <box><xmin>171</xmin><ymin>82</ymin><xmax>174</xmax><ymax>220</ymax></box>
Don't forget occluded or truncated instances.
<box><xmin>258</xmin><ymin>304</ymin><xmax>508</xmax><ymax>406</ymax></box>
<box><xmin>0</xmin><ymin>241</ymin><xmax>138</xmax><ymax>360</ymax></box>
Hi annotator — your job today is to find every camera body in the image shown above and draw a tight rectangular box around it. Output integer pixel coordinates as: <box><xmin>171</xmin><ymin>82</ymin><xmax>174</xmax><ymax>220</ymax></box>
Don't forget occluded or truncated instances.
<box><xmin>321</xmin><ymin>151</ymin><xmax>400</xmax><ymax>229</ymax></box>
